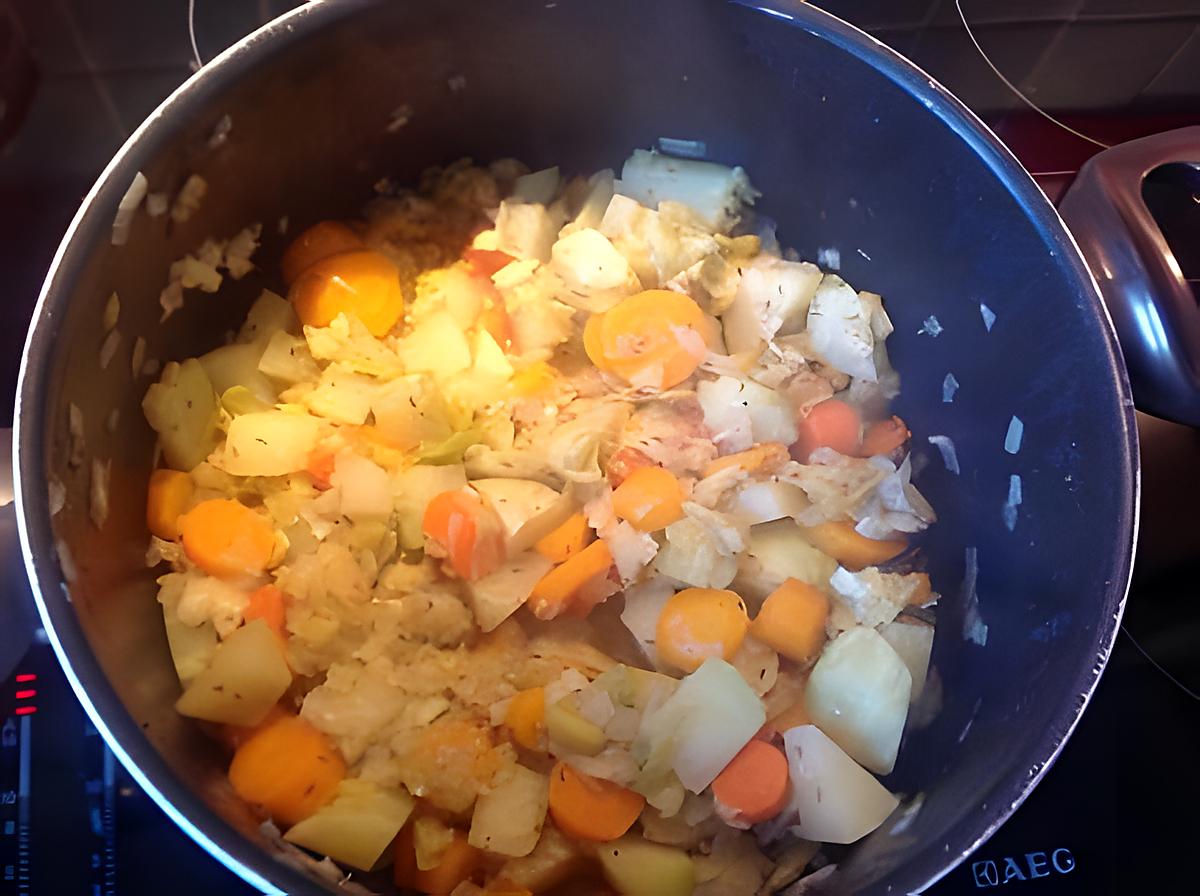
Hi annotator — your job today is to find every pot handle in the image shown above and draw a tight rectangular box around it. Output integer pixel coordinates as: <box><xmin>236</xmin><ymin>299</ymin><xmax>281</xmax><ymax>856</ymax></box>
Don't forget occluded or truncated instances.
<box><xmin>0</xmin><ymin>427</ymin><xmax>37</xmax><ymax>682</ymax></box>
<box><xmin>1059</xmin><ymin>126</ymin><xmax>1200</xmax><ymax>427</ymax></box>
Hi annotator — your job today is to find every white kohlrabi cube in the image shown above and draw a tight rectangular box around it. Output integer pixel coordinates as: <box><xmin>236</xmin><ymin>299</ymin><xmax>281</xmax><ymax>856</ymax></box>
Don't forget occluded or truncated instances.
<box><xmin>550</xmin><ymin>228</ymin><xmax>640</xmax><ymax>309</ymax></box>
<box><xmin>781</xmin><ymin>725</ymin><xmax>899</xmax><ymax>844</ymax></box>
<box><xmin>806</xmin><ymin>274</ymin><xmax>878</xmax><ymax>382</ymax></box>
<box><xmin>721</xmin><ymin>256</ymin><xmax>822</xmax><ymax>354</ymax></box>
<box><xmin>219</xmin><ymin>410</ymin><xmax>321</xmax><ymax>478</ymax></box>
<box><xmin>696</xmin><ymin>376</ymin><xmax>754</xmax><ymax>453</ymax></box>
<box><xmin>495</xmin><ymin>200</ymin><xmax>563</xmax><ymax>263</ymax></box>
<box><xmin>618</xmin><ymin>149</ymin><xmax>758</xmax><ymax>233</ymax></box>
<box><xmin>637</xmin><ymin>658</ymin><xmax>765</xmax><ymax>793</ymax></box>
<box><xmin>805</xmin><ymin>627</ymin><xmax>912</xmax><ymax>774</ymax></box>
<box><xmin>746</xmin><ymin>519</ymin><xmax>838</xmax><ymax>590</ymax></box>
<box><xmin>466</xmin><ymin>551</ymin><xmax>555</xmax><ymax>633</ymax></box>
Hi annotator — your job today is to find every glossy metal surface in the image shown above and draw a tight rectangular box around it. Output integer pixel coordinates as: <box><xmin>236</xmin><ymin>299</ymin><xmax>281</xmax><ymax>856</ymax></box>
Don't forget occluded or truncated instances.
<box><xmin>1060</xmin><ymin>127</ymin><xmax>1200</xmax><ymax>427</ymax></box>
<box><xmin>13</xmin><ymin>0</ymin><xmax>1138</xmax><ymax>893</ymax></box>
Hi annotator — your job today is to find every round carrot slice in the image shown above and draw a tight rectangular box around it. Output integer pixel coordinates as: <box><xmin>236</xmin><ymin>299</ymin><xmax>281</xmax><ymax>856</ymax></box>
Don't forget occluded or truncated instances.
<box><xmin>712</xmin><ymin>739</ymin><xmax>790</xmax><ymax>826</ymax></box>
<box><xmin>655</xmin><ymin>588</ymin><xmax>749</xmax><ymax>673</ymax></box>
<box><xmin>422</xmin><ymin>490</ymin><xmax>506</xmax><ymax>581</ymax></box>
<box><xmin>280</xmin><ymin>220</ymin><xmax>365</xmax><ymax>285</ymax></box>
<box><xmin>548</xmin><ymin>762</ymin><xmax>644</xmax><ymax>842</ymax></box>
<box><xmin>288</xmin><ymin>249</ymin><xmax>404</xmax><ymax>337</ymax></box>
<box><xmin>596</xmin><ymin>290</ymin><xmax>706</xmax><ymax>389</ymax></box>
<box><xmin>179</xmin><ymin>498</ymin><xmax>276</xmax><ymax>580</ymax></box>
<box><xmin>791</xmin><ymin>398</ymin><xmax>862</xmax><ymax>462</ymax></box>
<box><xmin>859</xmin><ymin>415</ymin><xmax>910</xmax><ymax>457</ymax></box>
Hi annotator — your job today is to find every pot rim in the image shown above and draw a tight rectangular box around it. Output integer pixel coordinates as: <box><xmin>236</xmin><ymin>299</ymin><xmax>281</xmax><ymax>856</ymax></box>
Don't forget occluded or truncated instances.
<box><xmin>13</xmin><ymin>1</ymin><xmax>1139</xmax><ymax>893</ymax></box>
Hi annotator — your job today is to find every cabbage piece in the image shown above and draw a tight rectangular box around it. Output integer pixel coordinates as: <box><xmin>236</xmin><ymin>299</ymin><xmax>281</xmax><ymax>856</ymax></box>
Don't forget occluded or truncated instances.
<box><xmin>142</xmin><ymin>358</ymin><xmax>221</xmax><ymax>471</ymax></box>
<box><xmin>805</xmin><ymin>627</ymin><xmax>911</xmax><ymax>774</ymax></box>
<box><xmin>466</xmin><ymin>551</ymin><xmax>554</xmax><ymax>632</ymax></box>
<box><xmin>806</xmin><ymin>275</ymin><xmax>877</xmax><ymax>381</ymax></box>
<box><xmin>635</xmin><ymin>658</ymin><xmax>764</xmax><ymax>793</ymax></box>
<box><xmin>653</xmin><ymin>504</ymin><xmax>743</xmax><ymax>590</ymax></box>
<box><xmin>371</xmin><ymin>376</ymin><xmax>452</xmax><ymax>452</ymax></box>
<box><xmin>878</xmin><ymin>618</ymin><xmax>934</xmax><ymax>703</ymax></box>
<box><xmin>258</xmin><ymin>331</ymin><xmax>321</xmax><ymax>385</ymax></box>
<box><xmin>779</xmin><ymin>725</ymin><xmax>899</xmax><ymax>844</ymax></box>
<box><xmin>618</xmin><ymin>149</ymin><xmax>758</xmax><ymax>233</ymax></box>
<box><xmin>304</xmin><ymin>313</ymin><xmax>403</xmax><ymax>378</ymax></box>
<box><xmin>156</xmin><ymin>573</ymin><xmax>218</xmax><ymax>685</ymax></box>
<box><xmin>619</xmin><ymin>579</ymin><xmax>676</xmax><ymax>670</ymax></box>
<box><xmin>303</xmin><ymin>363</ymin><xmax>378</xmax><ymax>425</ymax></box>
<box><xmin>237</xmin><ymin>289</ymin><xmax>298</xmax><ymax>344</ymax></box>
<box><xmin>599</xmin><ymin>194</ymin><xmax>720</xmax><ymax>287</ymax></box>
<box><xmin>827</xmin><ymin>566</ymin><xmax>927</xmax><ymax>631</ymax></box>
<box><xmin>468</xmin><ymin>764</ymin><xmax>549</xmax><ymax>857</ymax></box>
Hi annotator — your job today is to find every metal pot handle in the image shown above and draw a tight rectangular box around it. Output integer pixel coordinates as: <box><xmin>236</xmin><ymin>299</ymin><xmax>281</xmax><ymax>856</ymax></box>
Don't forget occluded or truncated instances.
<box><xmin>0</xmin><ymin>428</ymin><xmax>37</xmax><ymax>682</ymax></box>
<box><xmin>1059</xmin><ymin>126</ymin><xmax>1200</xmax><ymax>427</ymax></box>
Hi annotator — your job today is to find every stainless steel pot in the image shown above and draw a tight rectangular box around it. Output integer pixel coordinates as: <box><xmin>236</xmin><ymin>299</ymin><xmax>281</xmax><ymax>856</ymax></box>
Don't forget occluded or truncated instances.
<box><xmin>12</xmin><ymin>1</ymin><xmax>1143</xmax><ymax>893</ymax></box>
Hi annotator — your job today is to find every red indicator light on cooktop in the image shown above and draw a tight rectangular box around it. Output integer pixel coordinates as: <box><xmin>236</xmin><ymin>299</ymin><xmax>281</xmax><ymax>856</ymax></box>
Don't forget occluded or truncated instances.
<box><xmin>14</xmin><ymin>690</ymin><xmax>36</xmax><ymax>700</ymax></box>
<box><xmin>14</xmin><ymin>674</ymin><xmax>36</xmax><ymax>683</ymax></box>
<box><xmin>15</xmin><ymin>707</ymin><xmax>36</xmax><ymax>716</ymax></box>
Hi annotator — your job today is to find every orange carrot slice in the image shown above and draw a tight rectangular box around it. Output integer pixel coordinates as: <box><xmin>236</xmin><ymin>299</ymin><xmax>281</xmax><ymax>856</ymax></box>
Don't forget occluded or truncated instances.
<box><xmin>712</xmin><ymin>739</ymin><xmax>790</xmax><ymax>825</ymax></box>
<box><xmin>179</xmin><ymin>499</ymin><xmax>276</xmax><ymax>580</ymax></box>
<box><xmin>548</xmin><ymin>762</ymin><xmax>645</xmax><ymax>842</ymax></box>
<box><xmin>604</xmin><ymin>446</ymin><xmax>656</xmax><ymax>488</ymax></box>
<box><xmin>422</xmin><ymin>490</ymin><xmax>506</xmax><ymax>581</ymax></box>
<box><xmin>611</xmin><ymin>466</ymin><xmax>684</xmax><ymax>532</ymax></box>
<box><xmin>245</xmin><ymin>584</ymin><xmax>287</xmax><ymax>641</ymax></box>
<box><xmin>534</xmin><ymin>513</ymin><xmax>593</xmax><ymax>564</ymax></box>
<box><xmin>800</xmin><ymin>521</ymin><xmax>906</xmax><ymax>571</ymax></box>
<box><xmin>280</xmin><ymin>220</ymin><xmax>365</xmax><ymax>285</ymax></box>
<box><xmin>228</xmin><ymin>715</ymin><xmax>345</xmax><ymax>827</ymax></box>
<box><xmin>860</xmin><ymin>415</ymin><xmax>910</xmax><ymax>457</ymax></box>
<box><xmin>504</xmin><ymin>687</ymin><xmax>546</xmax><ymax>751</ymax></box>
<box><xmin>588</xmin><ymin>290</ymin><xmax>707</xmax><ymax>389</ymax></box>
<box><xmin>656</xmin><ymin>588</ymin><xmax>750</xmax><ymax>673</ymax></box>
<box><xmin>791</xmin><ymin>399</ymin><xmax>862</xmax><ymax>462</ymax></box>
<box><xmin>528</xmin><ymin>540</ymin><xmax>614</xmax><ymax>620</ymax></box>
<box><xmin>146</xmin><ymin>468</ymin><xmax>194</xmax><ymax>540</ymax></box>
<box><xmin>749</xmin><ymin>578</ymin><xmax>829</xmax><ymax>664</ymax></box>
<box><xmin>289</xmin><ymin>249</ymin><xmax>404</xmax><ymax>337</ymax></box>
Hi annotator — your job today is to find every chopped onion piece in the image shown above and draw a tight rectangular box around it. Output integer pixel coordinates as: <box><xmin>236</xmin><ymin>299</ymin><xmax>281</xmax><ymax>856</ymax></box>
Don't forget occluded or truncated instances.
<box><xmin>98</xmin><ymin>329</ymin><xmax>121</xmax><ymax>370</ymax></box>
<box><xmin>90</xmin><ymin>458</ymin><xmax>111</xmax><ymax>528</ymax></box>
<box><xmin>112</xmin><ymin>171</ymin><xmax>147</xmax><ymax>245</ymax></box>
<box><xmin>1004</xmin><ymin>416</ymin><xmax>1024</xmax><ymax>455</ymax></box>
<box><xmin>926</xmin><ymin>435</ymin><xmax>960</xmax><ymax>474</ymax></box>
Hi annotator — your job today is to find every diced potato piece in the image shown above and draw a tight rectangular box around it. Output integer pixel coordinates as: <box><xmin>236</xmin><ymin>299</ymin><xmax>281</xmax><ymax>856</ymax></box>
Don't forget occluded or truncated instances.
<box><xmin>468</xmin><ymin>765</ymin><xmax>549</xmax><ymax>857</ymax></box>
<box><xmin>466</xmin><ymin>551</ymin><xmax>554</xmax><ymax>632</ymax></box>
<box><xmin>546</xmin><ymin>698</ymin><xmax>606</xmax><ymax>757</ymax></box>
<box><xmin>550</xmin><ymin>228</ymin><xmax>640</xmax><ymax>311</ymax></box>
<box><xmin>781</xmin><ymin>725</ymin><xmax>899</xmax><ymax>844</ymax></box>
<box><xmin>284</xmin><ymin>779</ymin><xmax>414</xmax><ymax>871</ymax></box>
<box><xmin>199</xmin><ymin>342</ymin><xmax>277</xmax><ymax>405</ymax></box>
<box><xmin>175</xmin><ymin>619</ymin><xmax>291</xmax><ymax>726</ymax></box>
<box><xmin>636</xmin><ymin>659</ymin><xmax>764</xmax><ymax>793</ymax></box>
<box><xmin>878</xmin><ymin>618</ymin><xmax>934</xmax><ymax>702</ymax></box>
<box><xmin>495</xmin><ymin>200</ymin><xmax>563</xmax><ymax>263</ymax></box>
<box><xmin>217</xmin><ymin>411</ymin><xmax>321</xmax><ymax>477</ymax></box>
<box><xmin>806</xmin><ymin>275</ymin><xmax>877</xmax><ymax>382</ymax></box>
<box><xmin>258</xmin><ymin>331</ymin><xmax>320</xmax><ymax>385</ymax></box>
<box><xmin>805</xmin><ymin>627</ymin><xmax>911</xmax><ymax>774</ymax></box>
<box><xmin>598</xmin><ymin>835</ymin><xmax>695</xmax><ymax>896</ymax></box>
<box><xmin>371</xmin><ymin>376</ymin><xmax>452</xmax><ymax>452</ymax></box>
<box><xmin>303</xmin><ymin>363</ymin><xmax>377</xmax><ymax>425</ymax></box>
<box><xmin>402</xmin><ymin>310</ymin><xmax>472</xmax><ymax>378</ymax></box>
<box><xmin>470</xmin><ymin>479</ymin><xmax>576</xmax><ymax>555</ymax></box>
<box><xmin>142</xmin><ymin>359</ymin><xmax>221</xmax><ymax>471</ymax></box>
<box><xmin>331</xmin><ymin>452</ymin><xmax>392</xmax><ymax>521</ymax></box>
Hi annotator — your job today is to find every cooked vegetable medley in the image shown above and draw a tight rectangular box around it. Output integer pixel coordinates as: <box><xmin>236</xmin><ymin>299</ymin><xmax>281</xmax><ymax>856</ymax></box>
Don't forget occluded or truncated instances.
<box><xmin>142</xmin><ymin>150</ymin><xmax>939</xmax><ymax>895</ymax></box>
